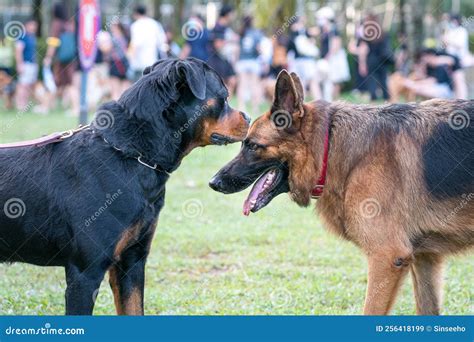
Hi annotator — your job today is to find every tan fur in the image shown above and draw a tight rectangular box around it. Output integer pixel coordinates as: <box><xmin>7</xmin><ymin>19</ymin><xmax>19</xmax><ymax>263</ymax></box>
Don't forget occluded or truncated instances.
<box><xmin>109</xmin><ymin>220</ymin><xmax>158</xmax><ymax>315</ymax></box>
<box><xmin>113</xmin><ymin>223</ymin><xmax>142</xmax><ymax>261</ymax></box>
<box><xmin>184</xmin><ymin>108</ymin><xmax>249</xmax><ymax>154</ymax></box>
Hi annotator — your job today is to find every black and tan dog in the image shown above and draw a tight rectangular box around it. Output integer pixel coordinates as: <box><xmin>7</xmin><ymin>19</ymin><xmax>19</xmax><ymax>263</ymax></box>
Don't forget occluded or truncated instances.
<box><xmin>0</xmin><ymin>58</ymin><xmax>249</xmax><ymax>315</ymax></box>
<box><xmin>210</xmin><ymin>70</ymin><xmax>473</xmax><ymax>315</ymax></box>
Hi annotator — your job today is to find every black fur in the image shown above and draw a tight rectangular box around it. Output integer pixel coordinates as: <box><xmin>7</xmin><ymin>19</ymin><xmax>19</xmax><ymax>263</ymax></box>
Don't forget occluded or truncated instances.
<box><xmin>0</xmin><ymin>58</ymin><xmax>240</xmax><ymax>315</ymax></box>
<box><xmin>423</xmin><ymin>117</ymin><xmax>474</xmax><ymax>198</ymax></box>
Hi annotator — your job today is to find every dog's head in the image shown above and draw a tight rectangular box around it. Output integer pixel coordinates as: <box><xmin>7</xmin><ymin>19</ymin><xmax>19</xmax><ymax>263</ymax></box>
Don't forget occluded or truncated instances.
<box><xmin>209</xmin><ymin>70</ymin><xmax>324</xmax><ymax>215</ymax></box>
<box><xmin>99</xmin><ymin>58</ymin><xmax>249</xmax><ymax>169</ymax></box>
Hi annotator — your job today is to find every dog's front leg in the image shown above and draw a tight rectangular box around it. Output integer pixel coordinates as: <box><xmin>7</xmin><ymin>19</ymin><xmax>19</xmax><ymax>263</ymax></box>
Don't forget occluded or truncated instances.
<box><xmin>65</xmin><ymin>264</ymin><xmax>107</xmax><ymax>315</ymax></box>
<box><xmin>109</xmin><ymin>245</ymin><xmax>147</xmax><ymax>315</ymax></box>
<box><xmin>363</xmin><ymin>248</ymin><xmax>413</xmax><ymax>315</ymax></box>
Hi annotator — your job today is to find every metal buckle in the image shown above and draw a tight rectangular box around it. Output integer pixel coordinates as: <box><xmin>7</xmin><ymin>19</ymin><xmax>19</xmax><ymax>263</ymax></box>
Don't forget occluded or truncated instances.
<box><xmin>60</xmin><ymin>130</ymin><xmax>74</xmax><ymax>139</ymax></box>
<box><xmin>311</xmin><ymin>185</ymin><xmax>324</xmax><ymax>199</ymax></box>
<box><xmin>60</xmin><ymin>124</ymin><xmax>91</xmax><ymax>140</ymax></box>
<box><xmin>137</xmin><ymin>156</ymin><xmax>157</xmax><ymax>170</ymax></box>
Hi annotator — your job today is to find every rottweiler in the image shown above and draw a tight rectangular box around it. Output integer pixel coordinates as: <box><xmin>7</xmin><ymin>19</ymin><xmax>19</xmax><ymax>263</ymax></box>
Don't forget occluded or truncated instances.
<box><xmin>210</xmin><ymin>70</ymin><xmax>473</xmax><ymax>315</ymax></box>
<box><xmin>0</xmin><ymin>58</ymin><xmax>249</xmax><ymax>315</ymax></box>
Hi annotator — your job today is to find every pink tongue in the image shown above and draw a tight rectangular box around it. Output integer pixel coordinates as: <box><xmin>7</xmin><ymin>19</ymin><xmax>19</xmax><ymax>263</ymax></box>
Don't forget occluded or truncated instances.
<box><xmin>243</xmin><ymin>171</ymin><xmax>271</xmax><ymax>216</ymax></box>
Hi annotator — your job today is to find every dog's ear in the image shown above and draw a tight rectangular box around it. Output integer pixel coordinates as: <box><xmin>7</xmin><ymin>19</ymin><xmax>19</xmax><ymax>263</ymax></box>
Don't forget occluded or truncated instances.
<box><xmin>290</xmin><ymin>72</ymin><xmax>304</xmax><ymax>103</ymax></box>
<box><xmin>177</xmin><ymin>59</ymin><xmax>206</xmax><ymax>100</ymax></box>
<box><xmin>143</xmin><ymin>61</ymin><xmax>161</xmax><ymax>75</ymax></box>
<box><xmin>273</xmin><ymin>70</ymin><xmax>304</xmax><ymax>118</ymax></box>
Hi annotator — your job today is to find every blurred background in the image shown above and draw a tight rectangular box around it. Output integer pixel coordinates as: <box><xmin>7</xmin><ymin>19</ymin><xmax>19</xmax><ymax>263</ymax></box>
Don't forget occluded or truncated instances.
<box><xmin>0</xmin><ymin>0</ymin><xmax>473</xmax><ymax>118</ymax></box>
<box><xmin>0</xmin><ymin>1</ymin><xmax>472</xmax><ymax>315</ymax></box>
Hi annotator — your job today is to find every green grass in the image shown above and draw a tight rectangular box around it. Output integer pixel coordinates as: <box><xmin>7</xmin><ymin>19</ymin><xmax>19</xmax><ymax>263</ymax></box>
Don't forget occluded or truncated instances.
<box><xmin>0</xmin><ymin>102</ymin><xmax>472</xmax><ymax>315</ymax></box>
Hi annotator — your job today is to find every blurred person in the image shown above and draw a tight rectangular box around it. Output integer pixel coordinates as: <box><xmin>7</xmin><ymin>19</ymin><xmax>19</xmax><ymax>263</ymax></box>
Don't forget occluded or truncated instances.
<box><xmin>212</xmin><ymin>5</ymin><xmax>239</xmax><ymax>66</ymax></box>
<box><xmin>387</xmin><ymin>33</ymin><xmax>416</xmax><ymax>102</ymax></box>
<box><xmin>316</xmin><ymin>7</ymin><xmax>350</xmax><ymax>100</ymax></box>
<box><xmin>128</xmin><ymin>4</ymin><xmax>166</xmax><ymax>81</ymax></box>
<box><xmin>235</xmin><ymin>16</ymin><xmax>263</xmax><ymax>115</ymax></box>
<box><xmin>443</xmin><ymin>14</ymin><xmax>471</xmax><ymax>68</ymax></box>
<box><xmin>107</xmin><ymin>22</ymin><xmax>130</xmax><ymax>100</ymax></box>
<box><xmin>41</xmin><ymin>3</ymin><xmax>78</xmax><ymax>114</ymax></box>
<box><xmin>358</xmin><ymin>14</ymin><xmax>391</xmax><ymax>101</ymax></box>
<box><xmin>207</xmin><ymin>32</ymin><xmax>236</xmax><ymax>94</ymax></box>
<box><xmin>164</xmin><ymin>28</ymin><xmax>181</xmax><ymax>58</ymax></box>
<box><xmin>0</xmin><ymin>33</ymin><xmax>15</xmax><ymax>109</ymax></box>
<box><xmin>287</xmin><ymin>17</ymin><xmax>321</xmax><ymax>100</ymax></box>
<box><xmin>403</xmin><ymin>48</ymin><xmax>458</xmax><ymax>99</ymax></box>
<box><xmin>213</xmin><ymin>5</ymin><xmax>233</xmax><ymax>36</ymax></box>
<box><xmin>15</xmin><ymin>18</ymin><xmax>38</xmax><ymax>111</ymax></box>
<box><xmin>180</xmin><ymin>15</ymin><xmax>209</xmax><ymax>61</ymax></box>
<box><xmin>348</xmin><ymin>22</ymin><xmax>369</xmax><ymax>97</ymax></box>
<box><xmin>263</xmin><ymin>34</ymin><xmax>288</xmax><ymax>100</ymax></box>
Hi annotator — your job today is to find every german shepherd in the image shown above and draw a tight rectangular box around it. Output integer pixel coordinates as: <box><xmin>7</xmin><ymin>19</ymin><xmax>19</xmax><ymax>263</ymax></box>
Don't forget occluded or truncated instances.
<box><xmin>209</xmin><ymin>70</ymin><xmax>473</xmax><ymax>315</ymax></box>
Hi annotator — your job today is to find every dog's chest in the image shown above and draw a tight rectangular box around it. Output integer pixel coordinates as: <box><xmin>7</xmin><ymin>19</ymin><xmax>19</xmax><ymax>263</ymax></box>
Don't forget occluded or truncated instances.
<box><xmin>316</xmin><ymin>194</ymin><xmax>350</xmax><ymax>240</ymax></box>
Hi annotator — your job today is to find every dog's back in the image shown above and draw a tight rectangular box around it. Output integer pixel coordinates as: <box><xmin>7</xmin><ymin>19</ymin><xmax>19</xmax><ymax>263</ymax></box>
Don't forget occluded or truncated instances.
<box><xmin>318</xmin><ymin>99</ymin><xmax>474</xmax><ymax>254</ymax></box>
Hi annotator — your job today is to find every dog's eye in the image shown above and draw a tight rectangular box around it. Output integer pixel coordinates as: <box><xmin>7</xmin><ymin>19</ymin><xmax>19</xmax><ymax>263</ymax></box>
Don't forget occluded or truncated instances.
<box><xmin>247</xmin><ymin>143</ymin><xmax>258</xmax><ymax>152</ymax></box>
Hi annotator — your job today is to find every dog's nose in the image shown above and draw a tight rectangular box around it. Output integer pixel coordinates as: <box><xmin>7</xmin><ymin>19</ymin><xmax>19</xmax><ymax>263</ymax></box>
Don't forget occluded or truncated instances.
<box><xmin>209</xmin><ymin>176</ymin><xmax>223</xmax><ymax>191</ymax></box>
<box><xmin>240</xmin><ymin>111</ymin><xmax>251</xmax><ymax>124</ymax></box>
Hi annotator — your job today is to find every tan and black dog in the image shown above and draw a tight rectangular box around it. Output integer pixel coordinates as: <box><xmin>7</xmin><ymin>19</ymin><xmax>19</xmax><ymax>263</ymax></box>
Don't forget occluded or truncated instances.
<box><xmin>210</xmin><ymin>70</ymin><xmax>473</xmax><ymax>315</ymax></box>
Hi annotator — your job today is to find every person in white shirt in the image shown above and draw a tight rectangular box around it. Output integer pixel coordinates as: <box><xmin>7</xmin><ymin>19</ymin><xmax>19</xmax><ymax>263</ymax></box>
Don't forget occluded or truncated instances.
<box><xmin>443</xmin><ymin>14</ymin><xmax>470</xmax><ymax>68</ymax></box>
<box><xmin>128</xmin><ymin>5</ymin><xmax>166</xmax><ymax>81</ymax></box>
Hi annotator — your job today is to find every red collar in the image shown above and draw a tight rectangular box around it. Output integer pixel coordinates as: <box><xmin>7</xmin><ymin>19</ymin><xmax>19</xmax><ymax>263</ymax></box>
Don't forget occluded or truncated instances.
<box><xmin>311</xmin><ymin>121</ymin><xmax>330</xmax><ymax>199</ymax></box>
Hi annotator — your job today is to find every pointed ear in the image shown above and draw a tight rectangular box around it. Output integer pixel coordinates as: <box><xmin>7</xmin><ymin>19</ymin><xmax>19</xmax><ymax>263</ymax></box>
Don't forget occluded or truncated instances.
<box><xmin>290</xmin><ymin>72</ymin><xmax>304</xmax><ymax>104</ymax></box>
<box><xmin>273</xmin><ymin>70</ymin><xmax>304</xmax><ymax>117</ymax></box>
<box><xmin>177</xmin><ymin>59</ymin><xmax>206</xmax><ymax>100</ymax></box>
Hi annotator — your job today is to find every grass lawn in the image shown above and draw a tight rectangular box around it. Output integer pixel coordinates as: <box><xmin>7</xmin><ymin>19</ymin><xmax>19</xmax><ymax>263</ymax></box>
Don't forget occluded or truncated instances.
<box><xmin>0</xmin><ymin>99</ymin><xmax>472</xmax><ymax>315</ymax></box>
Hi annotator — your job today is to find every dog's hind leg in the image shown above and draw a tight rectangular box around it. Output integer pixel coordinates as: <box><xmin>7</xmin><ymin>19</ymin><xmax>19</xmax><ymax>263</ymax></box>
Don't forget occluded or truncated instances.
<box><xmin>363</xmin><ymin>248</ymin><xmax>413</xmax><ymax>315</ymax></box>
<box><xmin>65</xmin><ymin>263</ymin><xmax>107</xmax><ymax>315</ymax></box>
<box><xmin>109</xmin><ymin>245</ymin><xmax>147</xmax><ymax>315</ymax></box>
<box><xmin>410</xmin><ymin>253</ymin><xmax>443</xmax><ymax>315</ymax></box>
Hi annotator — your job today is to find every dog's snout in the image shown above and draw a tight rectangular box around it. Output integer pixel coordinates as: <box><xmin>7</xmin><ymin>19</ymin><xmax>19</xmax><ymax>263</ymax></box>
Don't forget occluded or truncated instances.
<box><xmin>209</xmin><ymin>175</ymin><xmax>223</xmax><ymax>192</ymax></box>
<box><xmin>241</xmin><ymin>111</ymin><xmax>251</xmax><ymax>124</ymax></box>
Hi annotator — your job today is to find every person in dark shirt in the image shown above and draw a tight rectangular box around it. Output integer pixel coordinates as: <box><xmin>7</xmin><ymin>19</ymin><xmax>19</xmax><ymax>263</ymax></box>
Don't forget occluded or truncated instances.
<box><xmin>402</xmin><ymin>48</ymin><xmax>458</xmax><ymax>99</ymax></box>
<box><xmin>180</xmin><ymin>15</ymin><xmax>210</xmax><ymax>62</ymax></box>
<box><xmin>358</xmin><ymin>14</ymin><xmax>391</xmax><ymax>101</ymax></box>
<box><xmin>15</xmin><ymin>18</ymin><xmax>38</xmax><ymax>110</ymax></box>
<box><xmin>207</xmin><ymin>32</ymin><xmax>236</xmax><ymax>94</ymax></box>
<box><xmin>212</xmin><ymin>5</ymin><xmax>234</xmax><ymax>39</ymax></box>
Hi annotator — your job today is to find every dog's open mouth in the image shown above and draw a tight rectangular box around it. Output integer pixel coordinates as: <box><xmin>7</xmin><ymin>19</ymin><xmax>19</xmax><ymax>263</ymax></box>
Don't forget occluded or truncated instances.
<box><xmin>243</xmin><ymin>166</ymin><xmax>289</xmax><ymax>216</ymax></box>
